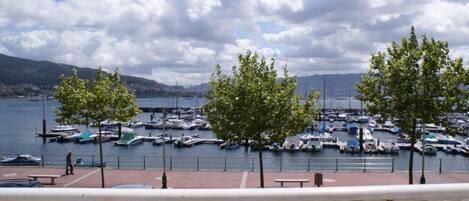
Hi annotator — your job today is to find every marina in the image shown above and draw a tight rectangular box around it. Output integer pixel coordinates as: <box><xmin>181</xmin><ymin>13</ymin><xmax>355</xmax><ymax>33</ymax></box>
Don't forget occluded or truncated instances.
<box><xmin>0</xmin><ymin>97</ymin><xmax>468</xmax><ymax>172</ymax></box>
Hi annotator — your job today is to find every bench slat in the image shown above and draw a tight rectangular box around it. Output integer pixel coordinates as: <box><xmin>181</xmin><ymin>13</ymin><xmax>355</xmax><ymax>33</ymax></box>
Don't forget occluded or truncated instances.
<box><xmin>28</xmin><ymin>175</ymin><xmax>61</xmax><ymax>178</ymax></box>
<box><xmin>275</xmin><ymin>179</ymin><xmax>309</xmax><ymax>182</ymax></box>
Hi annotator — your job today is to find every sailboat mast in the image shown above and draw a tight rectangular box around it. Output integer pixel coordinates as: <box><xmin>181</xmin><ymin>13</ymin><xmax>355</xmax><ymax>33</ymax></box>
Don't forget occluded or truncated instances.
<box><xmin>323</xmin><ymin>76</ymin><xmax>326</xmax><ymax>115</ymax></box>
<box><xmin>42</xmin><ymin>95</ymin><xmax>46</xmax><ymax>144</ymax></box>
<box><xmin>175</xmin><ymin>81</ymin><xmax>179</xmax><ymax>118</ymax></box>
<box><xmin>348</xmin><ymin>86</ymin><xmax>351</xmax><ymax>112</ymax></box>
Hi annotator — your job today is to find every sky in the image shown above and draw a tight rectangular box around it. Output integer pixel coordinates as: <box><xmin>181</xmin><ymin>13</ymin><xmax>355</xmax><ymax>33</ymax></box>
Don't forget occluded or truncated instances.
<box><xmin>0</xmin><ymin>0</ymin><xmax>468</xmax><ymax>85</ymax></box>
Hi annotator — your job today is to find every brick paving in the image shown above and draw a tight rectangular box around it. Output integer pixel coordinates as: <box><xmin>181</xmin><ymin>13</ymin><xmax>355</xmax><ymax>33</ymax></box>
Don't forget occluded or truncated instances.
<box><xmin>1</xmin><ymin>167</ymin><xmax>469</xmax><ymax>188</ymax></box>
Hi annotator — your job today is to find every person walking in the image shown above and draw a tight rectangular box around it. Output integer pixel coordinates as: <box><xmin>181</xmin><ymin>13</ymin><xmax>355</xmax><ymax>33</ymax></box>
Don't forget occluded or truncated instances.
<box><xmin>66</xmin><ymin>152</ymin><xmax>74</xmax><ymax>175</ymax></box>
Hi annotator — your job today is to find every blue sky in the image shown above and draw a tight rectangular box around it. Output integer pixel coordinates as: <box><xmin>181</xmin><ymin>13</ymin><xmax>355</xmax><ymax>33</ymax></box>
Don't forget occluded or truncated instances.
<box><xmin>0</xmin><ymin>0</ymin><xmax>468</xmax><ymax>85</ymax></box>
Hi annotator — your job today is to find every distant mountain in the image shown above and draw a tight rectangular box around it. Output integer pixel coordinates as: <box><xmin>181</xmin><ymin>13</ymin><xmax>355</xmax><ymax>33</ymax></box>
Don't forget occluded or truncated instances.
<box><xmin>0</xmin><ymin>54</ymin><xmax>191</xmax><ymax>97</ymax></box>
<box><xmin>297</xmin><ymin>74</ymin><xmax>362</xmax><ymax>97</ymax></box>
<box><xmin>189</xmin><ymin>73</ymin><xmax>363</xmax><ymax>97</ymax></box>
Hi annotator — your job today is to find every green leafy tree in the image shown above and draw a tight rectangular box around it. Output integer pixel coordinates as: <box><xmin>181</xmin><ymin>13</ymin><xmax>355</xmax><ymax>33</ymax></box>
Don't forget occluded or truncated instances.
<box><xmin>54</xmin><ymin>67</ymin><xmax>140</xmax><ymax>188</ymax></box>
<box><xmin>356</xmin><ymin>27</ymin><xmax>468</xmax><ymax>184</ymax></box>
<box><xmin>204</xmin><ymin>51</ymin><xmax>319</xmax><ymax>188</ymax></box>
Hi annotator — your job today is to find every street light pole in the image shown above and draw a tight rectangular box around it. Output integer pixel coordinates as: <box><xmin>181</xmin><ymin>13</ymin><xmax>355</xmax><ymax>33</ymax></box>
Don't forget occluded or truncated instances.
<box><xmin>162</xmin><ymin>106</ymin><xmax>167</xmax><ymax>189</ymax></box>
<box><xmin>420</xmin><ymin>128</ymin><xmax>426</xmax><ymax>184</ymax></box>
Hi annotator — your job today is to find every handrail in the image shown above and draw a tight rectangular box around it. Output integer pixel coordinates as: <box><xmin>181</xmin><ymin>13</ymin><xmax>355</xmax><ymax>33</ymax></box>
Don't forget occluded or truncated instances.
<box><xmin>1</xmin><ymin>183</ymin><xmax>469</xmax><ymax>201</ymax></box>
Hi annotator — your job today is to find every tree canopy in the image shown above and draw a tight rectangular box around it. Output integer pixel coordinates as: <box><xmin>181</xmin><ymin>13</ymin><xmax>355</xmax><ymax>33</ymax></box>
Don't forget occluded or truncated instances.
<box><xmin>356</xmin><ymin>27</ymin><xmax>468</xmax><ymax>184</ymax></box>
<box><xmin>53</xmin><ymin>67</ymin><xmax>140</xmax><ymax>188</ymax></box>
<box><xmin>204</xmin><ymin>51</ymin><xmax>319</xmax><ymax>187</ymax></box>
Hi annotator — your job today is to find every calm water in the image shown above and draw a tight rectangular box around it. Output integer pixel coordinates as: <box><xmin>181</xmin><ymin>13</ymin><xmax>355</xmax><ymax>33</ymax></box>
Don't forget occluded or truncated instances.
<box><xmin>0</xmin><ymin>98</ymin><xmax>467</xmax><ymax>172</ymax></box>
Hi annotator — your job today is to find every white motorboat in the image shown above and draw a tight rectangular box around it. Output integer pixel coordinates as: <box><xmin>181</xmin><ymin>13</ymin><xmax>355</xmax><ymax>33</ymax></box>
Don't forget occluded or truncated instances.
<box><xmin>128</xmin><ymin>120</ymin><xmax>144</xmax><ymax>128</ymax></box>
<box><xmin>114</xmin><ymin>132</ymin><xmax>144</xmax><ymax>146</ymax></box>
<box><xmin>304</xmin><ymin>141</ymin><xmax>322</xmax><ymax>152</ymax></box>
<box><xmin>424</xmin><ymin>123</ymin><xmax>446</xmax><ymax>133</ymax></box>
<box><xmin>51</xmin><ymin>125</ymin><xmax>79</xmax><ymax>132</ymax></box>
<box><xmin>182</xmin><ymin>122</ymin><xmax>197</xmax><ymax>130</ymax></box>
<box><xmin>356</xmin><ymin>115</ymin><xmax>370</xmax><ymax>123</ymax></box>
<box><xmin>168</xmin><ymin>119</ymin><xmax>184</xmax><ymax>129</ymax></box>
<box><xmin>383</xmin><ymin>120</ymin><xmax>394</xmax><ymax>128</ymax></box>
<box><xmin>174</xmin><ymin>136</ymin><xmax>194</xmax><ymax>147</ymax></box>
<box><xmin>356</xmin><ymin>128</ymin><xmax>374</xmax><ymax>142</ymax></box>
<box><xmin>336</xmin><ymin>113</ymin><xmax>347</xmax><ymax>121</ymax></box>
<box><xmin>300</xmin><ymin>132</ymin><xmax>333</xmax><ymax>142</ymax></box>
<box><xmin>378</xmin><ymin>140</ymin><xmax>400</xmax><ymax>154</ymax></box>
<box><xmin>144</xmin><ymin>121</ymin><xmax>163</xmax><ymax>129</ymax></box>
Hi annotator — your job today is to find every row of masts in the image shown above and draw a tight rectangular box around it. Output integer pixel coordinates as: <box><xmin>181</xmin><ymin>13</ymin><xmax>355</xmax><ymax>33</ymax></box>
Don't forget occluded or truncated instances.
<box><xmin>302</xmin><ymin>76</ymin><xmax>361</xmax><ymax>115</ymax></box>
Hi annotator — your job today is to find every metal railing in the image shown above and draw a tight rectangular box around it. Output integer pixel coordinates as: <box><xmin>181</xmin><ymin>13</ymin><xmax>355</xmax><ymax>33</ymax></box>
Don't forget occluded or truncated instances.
<box><xmin>1</xmin><ymin>153</ymin><xmax>468</xmax><ymax>173</ymax></box>
<box><xmin>1</xmin><ymin>183</ymin><xmax>469</xmax><ymax>201</ymax></box>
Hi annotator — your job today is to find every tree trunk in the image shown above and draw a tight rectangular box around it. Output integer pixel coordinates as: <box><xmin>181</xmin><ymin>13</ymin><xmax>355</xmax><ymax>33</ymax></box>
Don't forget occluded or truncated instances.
<box><xmin>118</xmin><ymin>123</ymin><xmax>122</xmax><ymax>139</ymax></box>
<box><xmin>408</xmin><ymin>118</ymin><xmax>417</xmax><ymax>184</ymax></box>
<box><xmin>359</xmin><ymin>127</ymin><xmax>363</xmax><ymax>152</ymax></box>
<box><xmin>98</xmin><ymin>123</ymin><xmax>105</xmax><ymax>188</ymax></box>
<box><xmin>258</xmin><ymin>147</ymin><xmax>264</xmax><ymax>188</ymax></box>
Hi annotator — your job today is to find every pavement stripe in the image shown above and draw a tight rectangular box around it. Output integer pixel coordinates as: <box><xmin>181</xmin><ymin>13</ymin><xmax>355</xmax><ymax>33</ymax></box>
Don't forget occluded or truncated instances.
<box><xmin>239</xmin><ymin>171</ymin><xmax>248</xmax><ymax>188</ymax></box>
<box><xmin>3</xmin><ymin>173</ymin><xmax>17</xmax><ymax>177</ymax></box>
<box><xmin>63</xmin><ymin>169</ymin><xmax>99</xmax><ymax>187</ymax></box>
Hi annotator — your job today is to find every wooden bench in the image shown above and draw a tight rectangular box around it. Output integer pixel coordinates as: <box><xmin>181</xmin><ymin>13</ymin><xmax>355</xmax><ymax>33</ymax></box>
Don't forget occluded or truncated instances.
<box><xmin>275</xmin><ymin>179</ymin><xmax>309</xmax><ymax>187</ymax></box>
<box><xmin>28</xmin><ymin>174</ymin><xmax>61</xmax><ymax>185</ymax></box>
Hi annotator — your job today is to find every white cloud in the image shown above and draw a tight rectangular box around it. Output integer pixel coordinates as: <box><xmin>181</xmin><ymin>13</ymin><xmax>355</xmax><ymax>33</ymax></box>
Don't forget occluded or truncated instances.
<box><xmin>257</xmin><ymin>0</ymin><xmax>304</xmax><ymax>12</ymax></box>
<box><xmin>0</xmin><ymin>0</ymin><xmax>467</xmax><ymax>85</ymax></box>
<box><xmin>187</xmin><ymin>0</ymin><xmax>222</xmax><ymax>20</ymax></box>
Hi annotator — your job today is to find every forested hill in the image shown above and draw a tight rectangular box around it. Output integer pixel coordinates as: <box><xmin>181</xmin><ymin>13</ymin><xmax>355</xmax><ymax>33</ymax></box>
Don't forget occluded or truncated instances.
<box><xmin>189</xmin><ymin>73</ymin><xmax>363</xmax><ymax>97</ymax></box>
<box><xmin>0</xmin><ymin>54</ymin><xmax>189</xmax><ymax>97</ymax></box>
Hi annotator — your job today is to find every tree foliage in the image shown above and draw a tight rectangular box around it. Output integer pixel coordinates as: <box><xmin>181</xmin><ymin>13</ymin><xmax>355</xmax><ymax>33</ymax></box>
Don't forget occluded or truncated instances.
<box><xmin>204</xmin><ymin>51</ymin><xmax>319</xmax><ymax>187</ymax></box>
<box><xmin>54</xmin><ymin>67</ymin><xmax>140</xmax><ymax>126</ymax></box>
<box><xmin>53</xmin><ymin>67</ymin><xmax>140</xmax><ymax>188</ymax></box>
<box><xmin>356</xmin><ymin>27</ymin><xmax>468</xmax><ymax>184</ymax></box>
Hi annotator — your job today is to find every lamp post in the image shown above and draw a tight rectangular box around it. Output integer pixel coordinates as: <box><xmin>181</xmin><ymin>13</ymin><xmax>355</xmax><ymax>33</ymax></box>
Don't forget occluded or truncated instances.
<box><xmin>42</xmin><ymin>95</ymin><xmax>47</xmax><ymax>144</ymax></box>
<box><xmin>162</xmin><ymin>106</ymin><xmax>168</xmax><ymax>189</ymax></box>
<box><xmin>420</xmin><ymin>129</ymin><xmax>426</xmax><ymax>184</ymax></box>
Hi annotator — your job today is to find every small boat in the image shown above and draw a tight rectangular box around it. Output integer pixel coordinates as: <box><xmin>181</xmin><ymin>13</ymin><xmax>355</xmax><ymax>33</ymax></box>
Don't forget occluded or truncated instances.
<box><xmin>0</xmin><ymin>155</ymin><xmax>41</xmax><ymax>166</ymax></box>
<box><xmin>364</xmin><ymin>141</ymin><xmax>379</xmax><ymax>154</ymax></box>
<box><xmin>346</xmin><ymin>123</ymin><xmax>359</xmax><ymax>135</ymax></box>
<box><xmin>182</xmin><ymin>122</ymin><xmax>197</xmax><ymax>130</ymax></box>
<box><xmin>128</xmin><ymin>121</ymin><xmax>144</xmax><ymax>128</ymax></box>
<box><xmin>174</xmin><ymin>136</ymin><xmax>194</xmax><ymax>147</ymax></box>
<box><xmin>336</xmin><ymin>113</ymin><xmax>347</xmax><ymax>121</ymax></box>
<box><xmin>416</xmin><ymin>144</ymin><xmax>437</xmax><ymax>155</ymax></box>
<box><xmin>422</xmin><ymin>132</ymin><xmax>438</xmax><ymax>144</ymax></box>
<box><xmin>269</xmin><ymin>143</ymin><xmax>282</xmax><ymax>152</ymax></box>
<box><xmin>425</xmin><ymin>123</ymin><xmax>446</xmax><ymax>133</ymax></box>
<box><xmin>152</xmin><ymin>135</ymin><xmax>175</xmax><ymax>145</ymax></box>
<box><xmin>344</xmin><ymin>139</ymin><xmax>361</xmax><ymax>153</ymax></box>
<box><xmin>168</xmin><ymin>119</ymin><xmax>185</xmax><ymax>129</ymax></box>
<box><xmin>368</xmin><ymin>120</ymin><xmax>377</xmax><ymax>128</ymax></box>
<box><xmin>114</xmin><ymin>132</ymin><xmax>144</xmax><ymax>146</ymax></box>
<box><xmin>443</xmin><ymin>145</ymin><xmax>459</xmax><ymax>154</ymax></box>
<box><xmin>219</xmin><ymin>142</ymin><xmax>240</xmax><ymax>150</ymax></box>
<box><xmin>356</xmin><ymin>127</ymin><xmax>374</xmax><ymax>141</ymax></box>
<box><xmin>356</xmin><ymin>115</ymin><xmax>370</xmax><ymax>123</ymax></box>
<box><xmin>378</xmin><ymin>141</ymin><xmax>400</xmax><ymax>154</ymax></box>
<box><xmin>300</xmin><ymin>132</ymin><xmax>333</xmax><ymax>142</ymax></box>
<box><xmin>152</xmin><ymin>138</ymin><xmax>165</xmax><ymax>145</ymax></box>
<box><xmin>51</xmin><ymin>125</ymin><xmax>79</xmax><ymax>132</ymax></box>
<box><xmin>435</xmin><ymin>134</ymin><xmax>462</xmax><ymax>145</ymax></box>
<box><xmin>56</xmin><ymin>132</ymin><xmax>82</xmax><ymax>142</ymax></box>
<box><xmin>77</xmin><ymin>132</ymin><xmax>96</xmax><ymax>144</ymax></box>
<box><xmin>390</xmin><ymin>127</ymin><xmax>401</xmax><ymax>134</ymax></box>
<box><xmin>144</xmin><ymin>121</ymin><xmax>164</xmax><ymax>129</ymax></box>
<box><xmin>304</xmin><ymin>141</ymin><xmax>322</xmax><ymax>152</ymax></box>
<box><xmin>75</xmin><ymin>158</ymin><xmax>106</xmax><ymax>167</ymax></box>
<box><xmin>382</xmin><ymin>120</ymin><xmax>394</xmax><ymax>128</ymax></box>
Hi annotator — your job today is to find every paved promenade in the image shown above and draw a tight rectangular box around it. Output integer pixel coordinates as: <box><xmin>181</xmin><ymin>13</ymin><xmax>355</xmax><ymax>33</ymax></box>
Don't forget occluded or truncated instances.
<box><xmin>2</xmin><ymin>167</ymin><xmax>469</xmax><ymax>188</ymax></box>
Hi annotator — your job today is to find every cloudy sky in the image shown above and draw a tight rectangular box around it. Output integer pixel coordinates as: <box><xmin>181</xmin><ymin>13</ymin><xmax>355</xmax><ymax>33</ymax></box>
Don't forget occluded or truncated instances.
<box><xmin>0</xmin><ymin>0</ymin><xmax>468</xmax><ymax>85</ymax></box>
